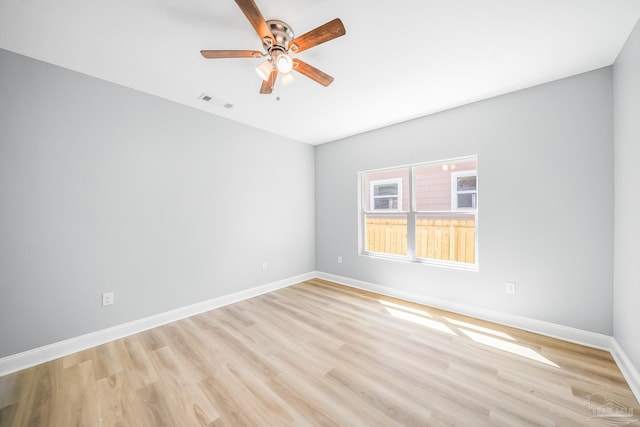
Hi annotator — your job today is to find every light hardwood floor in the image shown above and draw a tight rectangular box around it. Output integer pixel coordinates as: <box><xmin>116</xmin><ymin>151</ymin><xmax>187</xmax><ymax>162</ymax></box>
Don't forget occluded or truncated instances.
<box><xmin>0</xmin><ymin>279</ymin><xmax>638</xmax><ymax>426</ymax></box>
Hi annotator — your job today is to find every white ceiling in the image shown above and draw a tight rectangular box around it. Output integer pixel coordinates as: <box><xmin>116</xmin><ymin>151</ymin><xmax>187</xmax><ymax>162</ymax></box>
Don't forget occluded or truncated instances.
<box><xmin>2</xmin><ymin>1</ymin><xmax>640</xmax><ymax>145</ymax></box>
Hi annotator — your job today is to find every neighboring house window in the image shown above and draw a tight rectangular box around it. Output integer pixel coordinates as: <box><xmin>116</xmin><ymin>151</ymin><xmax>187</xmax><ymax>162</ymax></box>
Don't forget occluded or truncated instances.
<box><xmin>451</xmin><ymin>170</ymin><xmax>477</xmax><ymax>210</ymax></box>
<box><xmin>359</xmin><ymin>156</ymin><xmax>478</xmax><ymax>269</ymax></box>
<box><xmin>370</xmin><ymin>178</ymin><xmax>402</xmax><ymax>211</ymax></box>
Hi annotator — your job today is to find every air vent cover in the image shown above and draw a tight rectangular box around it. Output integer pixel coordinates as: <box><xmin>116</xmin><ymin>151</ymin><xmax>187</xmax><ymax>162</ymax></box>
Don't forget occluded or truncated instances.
<box><xmin>198</xmin><ymin>93</ymin><xmax>233</xmax><ymax>109</ymax></box>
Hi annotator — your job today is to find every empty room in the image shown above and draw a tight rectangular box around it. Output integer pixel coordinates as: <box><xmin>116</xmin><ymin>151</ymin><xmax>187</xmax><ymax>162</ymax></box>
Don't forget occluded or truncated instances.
<box><xmin>1</xmin><ymin>0</ymin><xmax>640</xmax><ymax>425</ymax></box>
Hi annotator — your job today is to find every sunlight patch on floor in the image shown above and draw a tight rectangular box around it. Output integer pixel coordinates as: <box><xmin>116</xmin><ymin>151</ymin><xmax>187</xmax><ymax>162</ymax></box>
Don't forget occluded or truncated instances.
<box><xmin>377</xmin><ymin>299</ymin><xmax>559</xmax><ymax>367</ymax></box>
<box><xmin>459</xmin><ymin>328</ymin><xmax>559</xmax><ymax>367</ymax></box>
<box><xmin>443</xmin><ymin>317</ymin><xmax>515</xmax><ymax>341</ymax></box>
<box><xmin>385</xmin><ymin>307</ymin><xmax>457</xmax><ymax>335</ymax></box>
<box><xmin>379</xmin><ymin>300</ymin><xmax>434</xmax><ymax>318</ymax></box>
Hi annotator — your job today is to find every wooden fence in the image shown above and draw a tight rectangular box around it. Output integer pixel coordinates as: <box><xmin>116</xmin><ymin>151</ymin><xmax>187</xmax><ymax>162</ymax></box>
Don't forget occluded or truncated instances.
<box><xmin>365</xmin><ymin>217</ymin><xmax>475</xmax><ymax>263</ymax></box>
<box><xmin>365</xmin><ymin>218</ymin><xmax>408</xmax><ymax>256</ymax></box>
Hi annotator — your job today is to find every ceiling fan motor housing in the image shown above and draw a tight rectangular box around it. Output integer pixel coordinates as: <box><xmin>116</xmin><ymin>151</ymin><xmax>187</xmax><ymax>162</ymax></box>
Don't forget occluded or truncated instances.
<box><xmin>263</xmin><ymin>20</ymin><xmax>294</xmax><ymax>52</ymax></box>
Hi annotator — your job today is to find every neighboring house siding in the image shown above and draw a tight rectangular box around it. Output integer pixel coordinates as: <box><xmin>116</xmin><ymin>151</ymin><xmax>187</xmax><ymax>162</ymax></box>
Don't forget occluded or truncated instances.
<box><xmin>365</xmin><ymin>161</ymin><xmax>476</xmax><ymax>211</ymax></box>
<box><xmin>415</xmin><ymin>161</ymin><xmax>476</xmax><ymax>211</ymax></box>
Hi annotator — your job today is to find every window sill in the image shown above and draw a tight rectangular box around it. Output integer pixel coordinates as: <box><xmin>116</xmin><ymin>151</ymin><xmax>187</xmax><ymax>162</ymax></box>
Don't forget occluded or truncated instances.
<box><xmin>360</xmin><ymin>252</ymin><xmax>479</xmax><ymax>272</ymax></box>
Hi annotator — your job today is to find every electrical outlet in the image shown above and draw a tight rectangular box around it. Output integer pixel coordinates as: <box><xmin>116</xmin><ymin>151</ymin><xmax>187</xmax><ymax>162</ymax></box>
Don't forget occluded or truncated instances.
<box><xmin>102</xmin><ymin>292</ymin><xmax>114</xmax><ymax>306</ymax></box>
<box><xmin>337</xmin><ymin>256</ymin><xmax>343</xmax><ymax>264</ymax></box>
<box><xmin>262</xmin><ymin>262</ymin><xmax>268</xmax><ymax>272</ymax></box>
<box><xmin>505</xmin><ymin>282</ymin><xmax>516</xmax><ymax>295</ymax></box>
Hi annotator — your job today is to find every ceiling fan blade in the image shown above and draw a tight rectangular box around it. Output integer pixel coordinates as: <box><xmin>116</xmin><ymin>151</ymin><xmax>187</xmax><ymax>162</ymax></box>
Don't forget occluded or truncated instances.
<box><xmin>200</xmin><ymin>50</ymin><xmax>263</xmax><ymax>59</ymax></box>
<box><xmin>260</xmin><ymin>70</ymin><xmax>278</xmax><ymax>94</ymax></box>
<box><xmin>234</xmin><ymin>0</ymin><xmax>274</xmax><ymax>43</ymax></box>
<box><xmin>292</xmin><ymin>59</ymin><xmax>334</xmax><ymax>87</ymax></box>
<box><xmin>289</xmin><ymin>18</ymin><xmax>346</xmax><ymax>53</ymax></box>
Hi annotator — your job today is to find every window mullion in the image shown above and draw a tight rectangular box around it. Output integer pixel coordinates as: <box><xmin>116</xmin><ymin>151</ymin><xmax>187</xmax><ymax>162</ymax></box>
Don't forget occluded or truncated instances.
<box><xmin>406</xmin><ymin>167</ymin><xmax>416</xmax><ymax>260</ymax></box>
<box><xmin>407</xmin><ymin>213</ymin><xmax>416</xmax><ymax>260</ymax></box>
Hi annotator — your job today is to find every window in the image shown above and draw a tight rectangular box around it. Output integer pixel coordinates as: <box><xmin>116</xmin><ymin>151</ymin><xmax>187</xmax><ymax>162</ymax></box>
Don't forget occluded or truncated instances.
<box><xmin>451</xmin><ymin>170</ymin><xmax>477</xmax><ymax>210</ymax></box>
<box><xmin>359</xmin><ymin>156</ymin><xmax>478</xmax><ymax>269</ymax></box>
<box><xmin>370</xmin><ymin>178</ymin><xmax>402</xmax><ymax>211</ymax></box>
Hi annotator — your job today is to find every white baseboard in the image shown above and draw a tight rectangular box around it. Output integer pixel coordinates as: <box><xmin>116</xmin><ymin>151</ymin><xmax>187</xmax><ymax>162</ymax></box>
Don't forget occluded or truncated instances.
<box><xmin>611</xmin><ymin>339</ymin><xmax>640</xmax><ymax>401</ymax></box>
<box><xmin>0</xmin><ymin>272</ymin><xmax>315</xmax><ymax>377</ymax></box>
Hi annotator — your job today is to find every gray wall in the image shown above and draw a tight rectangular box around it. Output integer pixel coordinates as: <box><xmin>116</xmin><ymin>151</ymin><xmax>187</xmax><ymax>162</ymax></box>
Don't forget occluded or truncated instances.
<box><xmin>613</xmin><ymin>19</ymin><xmax>640</xmax><ymax>374</ymax></box>
<box><xmin>316</xmin><ymin>68</ymin><xmax>614</xmax><ymax>335</ymax></box>
<box><xmin>0</xmin><ymin>49</ymin><xmax>315</xmax><ymax>358</ymax></box>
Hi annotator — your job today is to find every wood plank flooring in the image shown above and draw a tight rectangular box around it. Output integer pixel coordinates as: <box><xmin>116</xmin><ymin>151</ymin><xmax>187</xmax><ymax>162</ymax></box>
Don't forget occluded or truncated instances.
<box><xmin>0</xmin><ymin>279</ymin><xmax>638</xmax><ymax>426</ymax></box>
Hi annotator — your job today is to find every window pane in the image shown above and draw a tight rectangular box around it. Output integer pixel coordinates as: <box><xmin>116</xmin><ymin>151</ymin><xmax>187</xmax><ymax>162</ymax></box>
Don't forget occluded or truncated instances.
<box><xmin>374</xmin><ymin>197</ymin><xmax>398</xmax><ymax>210</ymax></box>
<box><xmin>365</xmin><ymin>214</ymin><xmax>407</xmax><ymax>256</ymax></box>
<box><xmin>457</xmin><ymin>176</ymin><xmax>476</xmax><ymax>192</ymax></box>
<box><xmin>415</xmin><ymin>159</ymin><xmax>477</xmax><ymax>211</ymax></box>
<box><xmin>457</xmin><ymin>193</ymin><xmax>476</xmax><ymax>209</ymax></box>
<box><xmin>416</xmin><ymin>214</ymin><xmax>475</xmax><ymax>264</ymax></box>
<box><xmin>374</xmin><ymin>184</ymin><xmax>398</xmax><ymax>197</ymax></box>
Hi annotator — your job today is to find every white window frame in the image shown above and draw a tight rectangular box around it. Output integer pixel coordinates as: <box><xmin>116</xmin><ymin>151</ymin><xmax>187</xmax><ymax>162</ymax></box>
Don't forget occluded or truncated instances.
<box><xmin>369</xmin><ymin>178</ymin><xmax>403</xmax><ymax>212</ymax></box>
<box><xmin>358</xmin><ymin>156</ymin><xmax>478</xmax><ymax>271</ymax></box>
<box><xmin>451</xmin><ymin>170</ymin><xmax>477</xmax><ymax>210</ymax></box>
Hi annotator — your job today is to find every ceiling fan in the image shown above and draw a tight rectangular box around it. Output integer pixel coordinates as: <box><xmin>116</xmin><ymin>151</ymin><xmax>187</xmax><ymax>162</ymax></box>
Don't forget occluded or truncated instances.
<box><xmin>200</xmin><ymin>0</ymin><xmax>346</xmax><ymax>94</ymax></box>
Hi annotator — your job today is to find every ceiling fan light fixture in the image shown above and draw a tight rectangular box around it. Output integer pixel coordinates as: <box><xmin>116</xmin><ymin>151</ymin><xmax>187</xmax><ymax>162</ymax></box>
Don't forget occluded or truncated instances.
<box><xmin>275</xmin><ymin>53</ymin><xmax>293</xmax><ymax>74</ymax></box>
<box><xmin>255</xmin><ymin>60</ymin><xmax>274</xmax><ymax>81</ymax></box>
<box><xmin>281</xmin><ymin>72</ymin><xmax>295</xmax><ymax>86</ymax></box>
